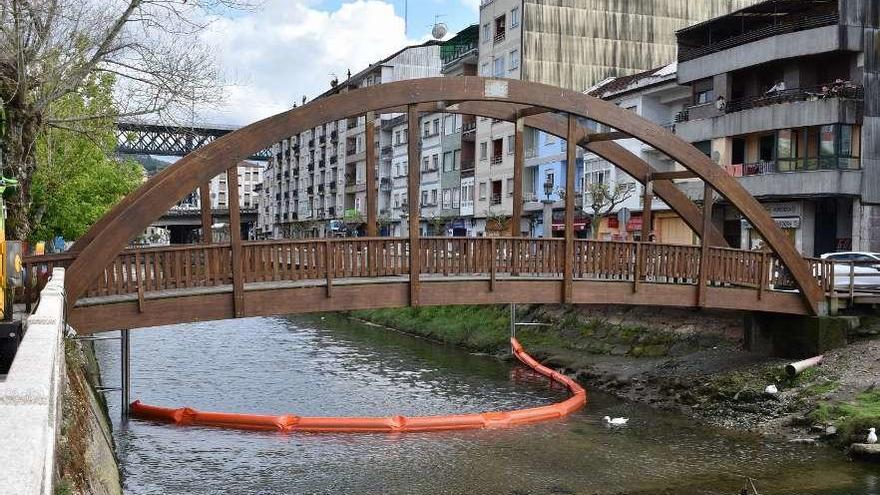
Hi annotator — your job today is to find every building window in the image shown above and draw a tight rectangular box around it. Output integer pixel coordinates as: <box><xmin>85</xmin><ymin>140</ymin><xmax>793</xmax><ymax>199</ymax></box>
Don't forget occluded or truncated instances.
<box><xmin>479</xmin><ymin>182</ymin><xmax>487</xmax><ymax>200</ymax></box>
<box><xmin>444</xmin><ymin>115</ymin><xmax>455</xmax><ymax>135</ymax></box>
<box><xmin>482</xmin><ymin>23</ymin><xmax>490</xmax><ymax>43</ymax></box>
<box><xmin>433</xmin><ymin>119</ymin><xmax>440</xmax><ymax>136</ymax></box>
<box><xmin>453</xmin><ymin>149</ymin><xmax>460</xmax><ymax>170</ymax></box>
<box><xmin>432</xmin><ymin>154</ymin><xmax>439</xmax><ymax>171</ymax></box>
<box><xmin>493</xmin><ymin>56</ymin><xmax>505</xmax><ymax>78</ymax></box>
<box><xmin>422</xmin><ymin>190</ymin><xmax>428</xmax><ymax>206</ymax></box>
<box><xmin>508</xmin><ymin>135</ymin><xmax>515</xmax><ymax>154</ymax></box>
<box><xmin>509</xmin><ymin>50</ymin><xmax>519</xmax><ymax>71</ymax></box>
<box><xmin>423</xmin><ymin>157</ymin><xmax>430</xmax><ymax>171</ymax></box>
<box><xmin>693</xmin><ymin>140</ymin><xmax>712</xmax><ymax>157</ymax></box>
<box><xmin>443</xmin><ymin>151</ymin><xmax>454</xmax><ymax>172</ymax></box>
<box><xmin>423</xmin><ymin>121</ymin><xmax>431</xmax><ymax>137</ymax></box>
<box><xmin>510</xmin><ymin>7</ymin><xmax>520</xmax><ymax>28</ymax></box>
<box><xmin>480</xmin><ymin>142</ymin><xmax>488</xmax><ymax>160</ymax></box>
<box><xmin>431</xmin><ymin>189</ymin><xmax>437</xmax><ymax>205</ymax></box>
<box><xmin>693</xmin><ymin>78</ymin><xmax>715</xmax><ymax>105</ymax></box>
<box><xmin>506</xmin><ymin>178</ymin><xmax>514</xmax><ymax>196</ymax></box>
<box><xmin>481</xmin><ymin>62</ymin><xmax>490</xmax><ymax>76</ymax></box>
<box><xmin>442</xmin><ymin>189</ymin><xmax>451</xmax><ymax>209</ymax></box>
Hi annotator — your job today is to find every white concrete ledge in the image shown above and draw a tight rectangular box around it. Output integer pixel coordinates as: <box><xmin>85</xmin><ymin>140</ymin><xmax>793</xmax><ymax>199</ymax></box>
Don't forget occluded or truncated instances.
<box><xmin>0</xmin><ymin>268</ymin><xmax>66</xmax><ymax>495</ymax></box>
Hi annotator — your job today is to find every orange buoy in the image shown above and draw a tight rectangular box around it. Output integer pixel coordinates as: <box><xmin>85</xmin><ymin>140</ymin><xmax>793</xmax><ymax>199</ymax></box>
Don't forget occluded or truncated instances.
<box><xmin>130</xmin><ymin>337</ymin><xmax>587</xmax><ymax>433</ymax></box>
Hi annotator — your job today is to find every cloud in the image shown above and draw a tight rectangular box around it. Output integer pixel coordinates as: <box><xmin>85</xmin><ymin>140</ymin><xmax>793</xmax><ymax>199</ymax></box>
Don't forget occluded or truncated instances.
<box><xmin>199</xmin><ymin>1</ymin><xmax>414</xmax><ymax>125</ymax></box>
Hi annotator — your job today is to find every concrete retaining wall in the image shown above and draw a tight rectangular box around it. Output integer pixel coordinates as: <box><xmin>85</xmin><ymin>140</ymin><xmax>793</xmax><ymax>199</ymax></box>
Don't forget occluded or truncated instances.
<box><xmin>0</xmin><ymin>268</ymin><xmax>66</xmax><ymax>494</ymax></box>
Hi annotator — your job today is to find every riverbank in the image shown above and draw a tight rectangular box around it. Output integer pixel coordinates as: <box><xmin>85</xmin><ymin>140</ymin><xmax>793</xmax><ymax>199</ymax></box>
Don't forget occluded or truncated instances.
<box><xmin>56</xmin><ymin>338</ymin><xmax>122</xmax><ymax>495</ymax></box>
<box><xmin>351</xmin><ymin>305</ymin><xmax>880</xmax><ymax>449</ymax></box>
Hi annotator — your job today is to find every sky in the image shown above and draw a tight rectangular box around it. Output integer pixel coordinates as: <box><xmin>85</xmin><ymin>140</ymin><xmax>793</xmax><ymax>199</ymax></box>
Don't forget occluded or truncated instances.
<box><xmin>199</xmin><ymin>0</ymin><xmax>480</xmax><ymax>126</ymax></box>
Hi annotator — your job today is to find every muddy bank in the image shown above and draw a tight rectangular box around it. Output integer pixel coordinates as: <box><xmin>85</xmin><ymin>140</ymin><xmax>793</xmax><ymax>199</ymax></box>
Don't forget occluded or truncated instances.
<box><xmin>56</xmin><ymin>337</ymin><xmax>122</xmax><ymax>495</ymax></box>
<box><xmin>351</xmin><ymin>304</ymin><xmax>880</xmax><ymax>447</ymax></box>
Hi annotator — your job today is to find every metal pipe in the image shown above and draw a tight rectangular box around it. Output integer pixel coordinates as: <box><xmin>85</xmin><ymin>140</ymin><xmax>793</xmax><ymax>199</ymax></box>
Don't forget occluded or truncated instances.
<box><xmin>121</xmin><ymin>329</ymin><xmax>131</xmax><ymax>418</ymax></box>
<box><xmin>785</xmin><ymin>355</ymin><xmax>823</xmax><ymax>377</ymax></box>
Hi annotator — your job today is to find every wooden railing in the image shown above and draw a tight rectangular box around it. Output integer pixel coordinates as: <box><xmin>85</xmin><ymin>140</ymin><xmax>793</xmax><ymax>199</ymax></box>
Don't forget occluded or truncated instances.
<box><xmin>24</xmin><ymin>238</ymin><xmax>845</xmax><ymax>311</ymax></box>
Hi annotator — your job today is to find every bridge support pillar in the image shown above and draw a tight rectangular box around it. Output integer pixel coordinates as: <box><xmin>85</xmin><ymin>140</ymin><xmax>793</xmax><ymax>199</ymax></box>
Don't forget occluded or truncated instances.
<box><xmin>121</xmin><ymin>329</ymin><xmax>131</xmax><ymax>418</ymax></box>
<box><xmin>743</xmin><ymin>313</ymin><xmax>858</xmax><ymax>358</ymax></box>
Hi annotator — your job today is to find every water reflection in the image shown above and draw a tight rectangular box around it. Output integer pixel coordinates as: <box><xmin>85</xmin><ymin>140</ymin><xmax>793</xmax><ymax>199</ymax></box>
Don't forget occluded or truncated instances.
<box><xmin>95</xmin><ymin>315</ymin><xmax>877</xmax><ymax>494</ymax></box>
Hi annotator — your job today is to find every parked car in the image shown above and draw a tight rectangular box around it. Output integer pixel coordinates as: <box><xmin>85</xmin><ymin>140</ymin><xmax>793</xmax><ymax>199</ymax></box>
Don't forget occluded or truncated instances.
<box><xmin>819</xmin><ymin>252</ymin><xmax>880</xmax><ymax>290</ymax></box>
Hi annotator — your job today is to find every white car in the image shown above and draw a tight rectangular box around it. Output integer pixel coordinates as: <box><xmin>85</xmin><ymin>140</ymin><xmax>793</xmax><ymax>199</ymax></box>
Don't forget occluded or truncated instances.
<box><xmin>819</xmin><ymin>252</ymin><xmax>880</xmax><ymax>290</ymax></box>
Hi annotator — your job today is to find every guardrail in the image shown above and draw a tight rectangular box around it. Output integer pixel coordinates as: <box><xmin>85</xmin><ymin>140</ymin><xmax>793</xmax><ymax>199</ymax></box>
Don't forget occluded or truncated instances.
<box><xmin>0</xmin><ymin>268</ymin><xmax>66</xmax><ymax>494</ymax></box>
<box><xmin>23</xmin><ymin>239</ymin><xmax>843</xmax><ymax>305</ymax></box>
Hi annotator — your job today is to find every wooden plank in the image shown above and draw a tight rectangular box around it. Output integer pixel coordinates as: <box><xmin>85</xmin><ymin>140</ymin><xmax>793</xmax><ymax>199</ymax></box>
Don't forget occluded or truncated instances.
<box><xmin>697</xmin><ymin>183</ymin><xmax>714</xmax><ymax>307</ymax></box>
<box><xmin>564</xmin><ymin>115</ymin><xmax>576</xmax><ymax>302</ymax></box>
<box><xmin>652</xmin><ymin>170</ymin><xmax>699</xmax><ymax>180</ymax></box>
<box><xmin>227</xmin><ymin>167</ymin><xmax>245</xmax><ymax>317</ymax></box>
<box><xmin>200</xmin><ymin>182</ymin><xmax>212</xmax><ymax>244</ymax></box>
<box><xmin>407</xmin><ymin>104</ymin><xmax>421</xmax><ymax>306</ymax></box>
<box><xmin>641</xmin><ymin>179</ymin><xmax>653</xmax><ymax>242</ymax></box>
<box><xmin>325</xmin><ymin>240</ymin><xmax>333</xmax><ymax>298</ymax></box>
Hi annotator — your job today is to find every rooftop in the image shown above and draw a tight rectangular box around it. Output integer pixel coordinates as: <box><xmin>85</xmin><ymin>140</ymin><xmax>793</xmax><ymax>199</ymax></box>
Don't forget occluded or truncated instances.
<box><xmin>587</xmin><ymin>63</ymin><xmax>678</xmax><ymax>99</ymax></box>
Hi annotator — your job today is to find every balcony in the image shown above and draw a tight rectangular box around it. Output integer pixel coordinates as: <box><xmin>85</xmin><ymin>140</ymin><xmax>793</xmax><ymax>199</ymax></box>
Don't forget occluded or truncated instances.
<box><xmin>381</xmin><ymin>145</ymin><xmax>393</xmax><ymax>157</ymax></box>
<box><xmin>493</xmin><ymin>31</ymin><xmax>505</xmax><ymax>45</ymax></box>
<box><xmin>307</xmin><ymin>186</ymin><xmax>314</xmax><ymax>194</ymax></box>
<box><xmin>490</xmin><ymin>193</ymin><xmax>502</xmax><ymax>206</ymax></box>
<box><xmin>677</xmin><ymin>4</ymin><xmax>839</xmax><ymax>64</ymax></box>
<box><xmin>317</xmin><ymin>184</ymin><xmax>325</xmax><ymax>193</ymax></box>
<box><xmin>676</xmin><ymin>85</ymin><xmax>864</xmax><ymax>143</ymax></box>
<box><xmin>346</xmin><ymin>147</ymin><xmax>357</xmax><ymax>157</ymax></box>
<box><xmin>329</xmin><ymin>182</ymin><xmax>337</xmax><ymax>192</ymax></box>
<box><xmin>490</xmin><ymin>155</ymin><xmax>503</xmax><ymax>165</ymax></box>
<box><xmin>329</xmin><ymin>155</ymin><xmax>338</xmax><ymax>165</ymax></box>
<box><xmin>380</xmin><ymin>177</ymin><xmax>392</xmax><ymax>191</ymax></box>
<box><xmin>328</xmin><ymin>207</ymin><xmax>336</xmax><ymax>217</ymax></box>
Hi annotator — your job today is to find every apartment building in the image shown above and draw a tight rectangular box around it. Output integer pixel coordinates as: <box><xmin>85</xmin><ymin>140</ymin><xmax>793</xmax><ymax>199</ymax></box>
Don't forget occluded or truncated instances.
<box><xmin>256</xmin><ymin>41</ymin><xmax>441</xmax><ymax>238</ymax></box>
<box><xmin>474</xmin><ymin>0</ymin><xmax>761</xmax><ymax>233</ymax></box>
<box><xmin>179</xmin><ymin>161</ymin><xmax>264</xmax><ymax>211</ymax></box>
<box><xmin>672</xmin><ymin>0</ymin><xmax>879</xmax><ymax>256</ymax></box>
<box><xmin>584</xmin><ymin>64</ymin><xmax>695</xmax><ymax>244</ymax></box>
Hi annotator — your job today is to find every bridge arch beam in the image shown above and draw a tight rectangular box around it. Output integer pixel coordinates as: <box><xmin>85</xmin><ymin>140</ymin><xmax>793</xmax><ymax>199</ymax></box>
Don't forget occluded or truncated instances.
<box><xmin>66</xmin><ymin>77</ymin><xmax>822</xmax><ymax>314</ymax></box>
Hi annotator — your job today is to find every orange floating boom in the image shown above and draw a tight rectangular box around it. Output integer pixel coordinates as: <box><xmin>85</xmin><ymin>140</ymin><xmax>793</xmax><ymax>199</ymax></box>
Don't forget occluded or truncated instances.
<box><xmin>130</xmin><ymin>337</ymin><xmax>587</xmax><ymax>433</ymax></box>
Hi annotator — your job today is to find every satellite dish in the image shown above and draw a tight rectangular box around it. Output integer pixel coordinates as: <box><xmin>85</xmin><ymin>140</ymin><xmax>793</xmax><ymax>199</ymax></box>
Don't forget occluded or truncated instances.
<box><xmin>432</xmin><ymin>21</ymin><xmax>448</xmax><ymax>40</ymax></box>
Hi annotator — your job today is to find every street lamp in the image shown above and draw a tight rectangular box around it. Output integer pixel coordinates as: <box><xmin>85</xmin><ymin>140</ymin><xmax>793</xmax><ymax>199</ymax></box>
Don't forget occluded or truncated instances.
<box><xmin>542</xmin><ymin>177</ymin><xmax>554</xmax><ymax>239</ymax></box>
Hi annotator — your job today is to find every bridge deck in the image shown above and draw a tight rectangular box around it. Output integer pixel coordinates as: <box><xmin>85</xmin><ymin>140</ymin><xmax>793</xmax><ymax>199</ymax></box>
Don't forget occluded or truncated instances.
<box><xmin>25</xmin><ymin>237</ymin><xmax>832</xmax><ymax>333</ymax></box>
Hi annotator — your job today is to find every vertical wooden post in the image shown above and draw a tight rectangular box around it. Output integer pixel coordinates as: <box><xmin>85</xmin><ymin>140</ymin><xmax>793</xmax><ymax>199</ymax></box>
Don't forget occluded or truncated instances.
<box><xmin>227</xmin><ymin>167</ymin><xmax>245</xmax><ymax>317</ymax></box>
<box><xmin>365</xmin><ymin>112</ymin><xmax>378</xmax><ymax>237</ymax></box>
<box><xmin>511</xmin><ymin>116</ymin><xmax>524</xmax><ymax>237</ymax></box>
<box><xmin>407</xmin><ymin>105</ymin><xmax>421</xmax><ymax>306</ymax></box>
<box><xmin>200</xmin><ymin>181</ymin><xmax>212</xmax><ymax>244</ymax></box>
<box><xmin>633</xmin><ymin>242</ymin><xmax>641</xmax><ymax>293</ymax></box>
<box><xmin>641</xmin><ymin>176</ymin><xmax>653</xmax><ymax>242</ymax></box>
<box><xmin>563</xmin><ymin>115</ymin><xmax>577</xmax><ymax>304</ymax></box>
<box><xmin>697</xmin><ymin>182</ymin><xmax>714</xmax><ymax>307</ymax></box>
<box><xmin>490</xmin><ymin>237</ymin><xmax>497</xmax><ymax>292</ymax></box>
<box><xmin>24</xmin><ymin>262</ymin><xmax>32</xmax><ymax>314</ymax></box>
<box><xmin>758</xmin><ymin>251</ymin><xmax>766</xmax><ymax>300</ymax></box>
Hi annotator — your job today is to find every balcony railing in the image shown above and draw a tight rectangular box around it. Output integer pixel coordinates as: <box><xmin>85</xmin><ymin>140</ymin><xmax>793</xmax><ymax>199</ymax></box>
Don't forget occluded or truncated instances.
<box><xmin>490</xmin><ymin>155</ymin><xmax>503</xmax><ymax>165</ymax></box>
<box><xmin>724</xmin><ymin>158</ymin><xmax>861</xmax><ymax>177</ymax></box>
<box><xmin>726</xmin><ymin>83</ymin><xmax>863</xmax><ymax>114</ymax></box>
<box><xmin>490</xmin><ymin>193</ymin><xmax>502</xmax><ymax>206</ymax></box>
<box><xmin>678</xmin><ymin>10</ymin><xmax>839</xmax><ymax>63</ymax></box>
<box><xmin>678</xmin><ymin>83</ymin><xmax>864</xmax><ymax>122</ymax></box>
<box><xmin>494</xmin><ymin>31</ymin><xmax>505</xmax><ymax>44</ymax></box>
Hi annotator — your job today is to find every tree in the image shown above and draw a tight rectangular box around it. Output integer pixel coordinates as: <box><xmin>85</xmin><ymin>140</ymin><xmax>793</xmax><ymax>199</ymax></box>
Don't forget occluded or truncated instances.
<box><xmin>0</xmin><ymin>0</ymin><xmax>254</xmax><ymax>239</ymax></box>
<box><xmin>31</xmin><ymin>72</ymin><xmax>143</xmax><ymax>241</ymax></box>
<box><xmin>585</xmin><ymin>181</ymin><xmax>634</xmax><ymax>239</ymax></box>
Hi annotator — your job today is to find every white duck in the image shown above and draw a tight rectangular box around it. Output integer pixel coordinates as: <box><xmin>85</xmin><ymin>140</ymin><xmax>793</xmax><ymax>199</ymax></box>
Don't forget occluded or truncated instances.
<box><xmin>868</xmin><ymin>427</ymin><xmax>877</xmax><ymax>445</ymax></box>
<box><xmin>764</xmin><ymin>384</ymin><xmax>779</xmax><ymax>394</ymax></box>
<box><xmin>603</xmin><ymin>416</ymin><xmax>629</xmax><ymax>426</ymax></box>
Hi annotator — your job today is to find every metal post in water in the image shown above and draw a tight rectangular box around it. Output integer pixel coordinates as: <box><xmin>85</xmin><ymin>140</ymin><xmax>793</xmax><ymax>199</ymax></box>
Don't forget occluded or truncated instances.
<box><xmin>121</xmin><ymin>329</ymin><xmax>130</xmax><ymax>418</ymax></box>
<box><xmin>509</xmin><ymin>303</ymin><xmax>516</xmax><ymax>343</ymax></box>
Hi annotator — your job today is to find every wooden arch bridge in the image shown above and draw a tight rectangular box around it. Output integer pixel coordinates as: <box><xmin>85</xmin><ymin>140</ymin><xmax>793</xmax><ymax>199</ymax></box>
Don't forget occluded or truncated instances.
<box><xmin>25</xmin><ymin>77</ymin><xmax>836</xmax><ymax>334</ymax></box>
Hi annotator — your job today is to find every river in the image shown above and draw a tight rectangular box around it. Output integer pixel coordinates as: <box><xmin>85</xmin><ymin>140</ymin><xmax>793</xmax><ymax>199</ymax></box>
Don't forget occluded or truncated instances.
<box><xmin>95</xmin><ymin>314</ymin><xmax>879</xmax><ymax>494</ymax></box>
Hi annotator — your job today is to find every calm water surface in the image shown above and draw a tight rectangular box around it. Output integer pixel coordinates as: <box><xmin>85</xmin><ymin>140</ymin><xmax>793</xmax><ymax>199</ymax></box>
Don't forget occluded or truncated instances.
<box><xmin>95</xmin><ymin>315</ymin><xmax>880</xmax><ymax>494</ymax></box>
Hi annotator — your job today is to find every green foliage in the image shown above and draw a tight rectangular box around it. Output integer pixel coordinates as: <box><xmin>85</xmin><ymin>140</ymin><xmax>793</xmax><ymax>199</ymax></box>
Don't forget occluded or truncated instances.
<box><xmin>31</xmin><ymin>73</ymin><xmax>143</xmax><ymax>241</ymax></box>
<box><xmin>810</xmin><ymin>389</ymin><xmax>880</xmax><ymax>446</ymax></box>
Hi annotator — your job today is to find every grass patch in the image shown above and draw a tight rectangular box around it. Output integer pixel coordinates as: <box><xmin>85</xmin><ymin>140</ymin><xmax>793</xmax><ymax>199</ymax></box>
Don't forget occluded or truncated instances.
<box><xmin>810</xmin><ymin>389</ymin><xmax>880</xmax><ymax>446</ymax></box>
